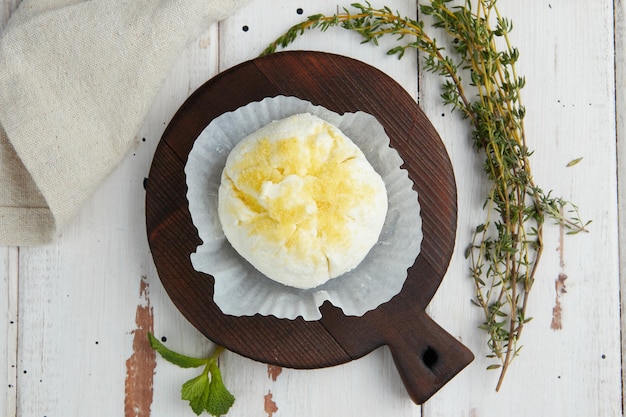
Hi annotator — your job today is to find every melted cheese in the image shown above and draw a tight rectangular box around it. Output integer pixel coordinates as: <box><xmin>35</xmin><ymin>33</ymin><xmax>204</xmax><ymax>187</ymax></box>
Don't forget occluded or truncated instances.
<box><xmin>218</xmin><ymin>113</ymin><xmax>387</xmax><ymax>289</ymax></box>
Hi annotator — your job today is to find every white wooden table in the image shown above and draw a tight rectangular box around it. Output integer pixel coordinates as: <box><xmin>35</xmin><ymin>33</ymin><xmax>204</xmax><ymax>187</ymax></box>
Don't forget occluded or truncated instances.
<box><xmin>1</xmin><ymin>1</ymin><xmax>624</xmax><ymax>416</ymax></box>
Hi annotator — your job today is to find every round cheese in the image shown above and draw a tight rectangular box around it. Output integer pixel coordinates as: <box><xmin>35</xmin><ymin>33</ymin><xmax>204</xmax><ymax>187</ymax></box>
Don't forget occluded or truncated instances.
<box><xmin>218</xmin><ymin>113</ymin><xmax>387</xmax><ymax>289</ymax></box>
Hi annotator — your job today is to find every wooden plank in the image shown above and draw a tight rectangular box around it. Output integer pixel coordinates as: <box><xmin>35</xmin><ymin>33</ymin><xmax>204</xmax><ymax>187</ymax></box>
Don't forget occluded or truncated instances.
<box><xmin>423</xmin><ymin>0</ymin><xmax>622</xmax><ymax>416</ymax></box>
<box><xmin>2</xmin><ymin>4</ymin><xmax>20</xmax><ymax>417</ymax></box>
<box><xmin>616</xmin><ymin>0</ymin><xmax>626</xmax><ymax>412</ymax></box>
<box><xmin>0</xmin><ymin>247</ymin><xmax>17</xmax><ymax>417</ymax></box>
<box><xmin>145</xmin><ymin>22</ymin><xmax>232</xmax><ymax>417</ymax></box>
<box><xmin>214</xmin><ymin>1</ymin><xmax>427</xmax><ymax>416</ymax></box>
<box><xmin>10</xmin><ymin>20</ymin><xmax>222</xmax><ymax>417</ymax></box>
<box><xmin>14</xmin><ymin>170</ymin><xmax>147</xmax><ymax>416</ymax></box>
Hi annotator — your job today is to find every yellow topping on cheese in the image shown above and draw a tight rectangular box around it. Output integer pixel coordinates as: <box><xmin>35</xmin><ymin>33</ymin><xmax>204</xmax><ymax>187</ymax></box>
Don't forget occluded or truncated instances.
<box><xmin>218</xmin><ymin>113</ymin><xmax>387</xmax><ymax>289</ymax></box>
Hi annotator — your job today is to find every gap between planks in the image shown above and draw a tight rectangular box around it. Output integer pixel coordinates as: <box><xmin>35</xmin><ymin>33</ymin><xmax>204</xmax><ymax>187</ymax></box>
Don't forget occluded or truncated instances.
<box><xmin>615</xmin><ymin>0</ymin><xmax>626</xmax><ymax>413</ymax></box>
<box><xmin>3</xmin><ymin>247</ymin><xmax>18</xmax><ymax>417</ymax></box>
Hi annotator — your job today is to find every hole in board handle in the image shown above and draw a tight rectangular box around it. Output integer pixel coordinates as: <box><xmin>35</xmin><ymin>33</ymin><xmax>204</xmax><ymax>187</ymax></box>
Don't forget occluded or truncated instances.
<box><xmin>422</xmin><ymin>346</ymin><xmax>439</xmax><ymax>370</ymax></box>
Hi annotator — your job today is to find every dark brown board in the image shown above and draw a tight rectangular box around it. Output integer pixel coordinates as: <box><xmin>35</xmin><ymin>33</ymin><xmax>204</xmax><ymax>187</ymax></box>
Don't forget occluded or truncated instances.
<box><xmin>146</xmin><ymin>51</ymin><xmax>473</xmax><ymax>404</ymax></box>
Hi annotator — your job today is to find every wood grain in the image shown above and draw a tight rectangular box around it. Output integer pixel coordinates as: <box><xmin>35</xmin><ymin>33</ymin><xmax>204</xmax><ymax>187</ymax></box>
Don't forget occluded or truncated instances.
<box><xmin>146</xmin><ymin>51</ymin><xmax>473</xmax><ymax>403</ymax></box>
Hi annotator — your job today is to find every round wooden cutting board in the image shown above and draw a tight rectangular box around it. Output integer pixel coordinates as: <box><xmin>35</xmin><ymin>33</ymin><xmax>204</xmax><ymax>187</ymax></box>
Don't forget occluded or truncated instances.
<box><xmin>146</xmin><ymin>50</ymin><xmax>473</xmax><ymax>404</ymax></box>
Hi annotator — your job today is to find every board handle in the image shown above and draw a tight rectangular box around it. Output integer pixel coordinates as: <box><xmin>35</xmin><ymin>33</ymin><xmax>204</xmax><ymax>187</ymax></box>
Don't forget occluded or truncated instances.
<box><xmin>386</xmin><ymin>309</ymin><xmax>474</xmax><ymax>404</ymax></box>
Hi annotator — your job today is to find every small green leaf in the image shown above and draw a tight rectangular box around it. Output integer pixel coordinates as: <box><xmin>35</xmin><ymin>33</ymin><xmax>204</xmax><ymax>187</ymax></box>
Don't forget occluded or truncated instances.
<box><xmin>206</xmin><ymin>362</ymin><xmax>236</xmax><ymax>416</ymax></box>
<box><xmin>487</xmin><ymin>364</ymin><xmax>502</xmax><ymax>370</ymax></box>
<box><xmin>148</xmin><ymin>332</ymin><xmax>207</xmax><ymax>368</ymax></box>
<box><xmin>179</xmin><ymin>361</ymin><xmax>235</xmax><ymax>417</ymax></box>
<box><xmin>181</xmin><ymin>370</ymin><xmax>211</xmax><ymax>416</ymax></box>
<box><xmin>566</xmin><ymin>157</ymin><xmax>583</xmax><ymax>167</ymax></box>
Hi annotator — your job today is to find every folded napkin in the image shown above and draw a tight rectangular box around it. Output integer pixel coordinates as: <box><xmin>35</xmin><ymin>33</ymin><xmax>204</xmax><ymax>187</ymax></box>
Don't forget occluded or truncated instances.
<box><xmin>0</xmin><ymin>0</ymin><xmax>249</xmax><ymax>246</ymax></box>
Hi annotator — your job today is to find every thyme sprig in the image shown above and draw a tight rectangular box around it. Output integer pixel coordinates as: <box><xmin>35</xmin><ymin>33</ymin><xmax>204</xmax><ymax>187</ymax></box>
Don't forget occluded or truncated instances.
<box><xmin>263</xmin><ymin>0</ymin><xmax>589</xmax><ymax>391</ymax></box>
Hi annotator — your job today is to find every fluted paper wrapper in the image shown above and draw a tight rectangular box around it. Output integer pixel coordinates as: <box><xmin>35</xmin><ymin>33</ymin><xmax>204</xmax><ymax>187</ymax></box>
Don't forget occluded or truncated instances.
<box><xmin>185</xmin><ymin>96</ymin><xmax>422</xmax><ymax>320</ymax></box>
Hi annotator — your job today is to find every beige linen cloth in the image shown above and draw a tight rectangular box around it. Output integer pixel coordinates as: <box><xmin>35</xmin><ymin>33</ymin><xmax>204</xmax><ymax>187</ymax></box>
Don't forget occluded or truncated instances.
<box><xmin>0</xmin><ymin>0</ymin><xmax>249</xmax><ymax>246</ymax></box>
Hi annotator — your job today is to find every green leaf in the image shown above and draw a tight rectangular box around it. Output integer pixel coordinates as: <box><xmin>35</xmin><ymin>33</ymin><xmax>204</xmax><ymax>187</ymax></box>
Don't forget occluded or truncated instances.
<box><xmin>148</xmin><ymin>334</ymin><xmax>234</xmax><ymax>416</ymax></box>
<box><xmin>206</xmin><ymin>362</ymin><xmax>236</xmax><ymax>416</ymax></box>
<box><xmin>181</xmin><ymin>370</ymin><xmax>211</xmax><ymax>416</ymax></box>
<box><xmin>179</xmin><ymin>361</ymin><xmax>235</xmax><ymax>417</ymax></box>
<box><xmin>566</xmin><ymin>157</ymin><xmax>583</xmax><ymax>167</ymax></box>
<box><xmin>148</xmin><ymin>332</ymin><xmax>207</xmax><ymax>368</ymax></box>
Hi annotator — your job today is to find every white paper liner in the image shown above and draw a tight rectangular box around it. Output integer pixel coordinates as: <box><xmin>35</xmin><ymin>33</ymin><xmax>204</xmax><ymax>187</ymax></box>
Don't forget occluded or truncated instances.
<box><xmin>185</xmin><ymin>96</ymin><xmax>422</xmax><ymax>321</ymax></box>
